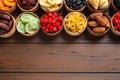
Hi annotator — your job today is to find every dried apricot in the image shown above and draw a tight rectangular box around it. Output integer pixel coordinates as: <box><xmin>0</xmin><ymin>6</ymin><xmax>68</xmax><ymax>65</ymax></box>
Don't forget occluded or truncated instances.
<box><xmin>3</xmin><ymin>0</ymin><xmax>15</xmax><ymax>6</ymax></box>
<box><xmin>0</xmin><ymin>0</ymin><xmax>4</xmax><ymax>8</ymax></box>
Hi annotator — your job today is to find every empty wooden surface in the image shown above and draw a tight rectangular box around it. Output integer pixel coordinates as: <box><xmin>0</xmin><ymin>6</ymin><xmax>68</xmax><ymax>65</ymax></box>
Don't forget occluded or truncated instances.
<box><xmin>0</xmin><ymin>73</ymin><xmax>120</xmax><ymax>80</ymax></box>
<box><xmin>0</xmin><ymin>6</ymin><xmax>120</xmax><ymax>80</ymax></box>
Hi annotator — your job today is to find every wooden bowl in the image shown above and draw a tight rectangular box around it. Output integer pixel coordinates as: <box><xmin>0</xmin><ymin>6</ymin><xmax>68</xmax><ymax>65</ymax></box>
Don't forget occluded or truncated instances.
<box><xmin>39</xmin><ymin>0</ymin><xmax>63</xmax><ymax>12</ymax></box>
<box><xmin>111</xmin><ymin>0</ymin><xmax>119</xmax><ymax>12</ymax></box>
<box><xmin>63</xmin><ymin>12</ymin><xmax>87</xmax><ymax>36</ymax></box>
<box><xmin>17</xmin><ymin>0</ymin><xmax>39</xmax><ymax>12</ymax></box>
<box><xmin>40</xmin><ymin>13</ymin><xmax>63</xmax><ymax>36</ymax></box>
<box><xmin>87</xmin><ymin>12</ymin><xmax>111</xmax><ymax>36</ymax></box>
<box><xmin>87</xmin><ymin>0</ymin><xmax>111</xmax><ymax>13</ymax></box>
<box><xmin>16</xmin><ymin>12</ymin><xmax>40</xmax><ymax>37</ymax></box>
<box><xmin>111</xmin><ymin>12</ymin><xmax>120</xmax><ymax>36</ymax></box>
<box><xmin>0</xmin><ymin>0</ymin><xmax>17</xmax><ymax>13</ymax></box>
<box><xmin>64</xmin><ymin>0</ymin><xmax>86</xmax><ymax>12</ymax></box>
<box><xmin>0</xmin><ymin>12</ymin><xmax>16</xmax><ymax>38</ymax></box>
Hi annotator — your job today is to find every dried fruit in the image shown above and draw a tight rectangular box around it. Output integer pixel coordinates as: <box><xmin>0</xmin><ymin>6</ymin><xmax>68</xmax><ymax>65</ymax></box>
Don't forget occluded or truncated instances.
<box><xmin>18</xmin><ymin>0</ymin><xmax>37</xmax><ymax>10</ymax></box>
<box><xmin>0</xmin><ymin>0</ymin><xmax>16</xmax><ymax>12</ymax></box>
<box><xmin>65</xmin><ymin>0</ymin><xmax>86</xmax><ymax>10</ymax></box>
<box><xmin>64</xmin><ymin>12</ymin><xmax>86</xmax><ymax>33</ymax></box>
<box><xmin>17</xmin><ymin>13</ymin><xmax>39</xmax><ymax>34</ymax></box>
<box><xmin>112</xmin><ymin>12</ymin><xmax>120</xmax><ymax>32</ymax></box>
<box><xmin>40</xmin><ymin>12</ymin><xmax>63</xmax><ymax>33</ymax></box>
<box><xmin>39</xmin><ymin>0</ymin><xmax>62</xmax><ymax>11</ymax></box>
<box><xmin>0</xmin><ymin>13</ymin><xmax>13</xmax><ymax>35</ymax></box>
<box><xmin>88</xmin><ymin>12</ymin><xmax>110</xmax><ymax>34</ymax></box>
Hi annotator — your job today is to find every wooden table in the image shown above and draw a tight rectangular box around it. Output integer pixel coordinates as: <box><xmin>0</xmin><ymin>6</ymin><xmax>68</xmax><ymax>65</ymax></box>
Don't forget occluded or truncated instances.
<box><xmin>0</xmin><ymin>6</ymin><xmax>120</xmax><ymax>80</ymax></box>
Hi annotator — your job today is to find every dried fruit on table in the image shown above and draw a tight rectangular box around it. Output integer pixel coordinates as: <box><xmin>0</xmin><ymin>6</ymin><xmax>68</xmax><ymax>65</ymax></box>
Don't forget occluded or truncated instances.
<box><xmin>0</xmin><ymin>0</ymin><xmax>16</xmax><ymax>11</ymax></box>
<box><xmin>39</xmin><ymin>0</ymin><xmax>62</xmax><ymax>11</ymax></box>
<box><xmin>88</xmin><ymin>0</ymin><xmax>109</xmax><ymax>10</ymax></box>
<box><xmin>17</xmin><ymin>13</ymin><xmax>39</xmax><ymax>34</ymax></box>
<box><xmin>112</xmin><ymin>12</ymin><xmax>120</xmax><ymax>32</ymax></box>
<box><xmin>65</xmin><ymin>0</ymin><xmax>86</xmax><ymax>10</ymax></box>
<box><xmin>18</xmin><ymin>0</ymin><xmax>37</xmax><ymax>10</ymax></box>
<box><xmin>88</xmin><ymin>12</ymin><xmax>111</xmax><ymax>34</ymax></box>
<box><xmin>40</xmin><ymin>12</ymin><xmax>63</xmax><ymax>33</ymax></box>
<box><xmin>0</xmin><ymin>13</ymin><xmax>14</xmax><ymax>35</ymax></box>
<box><xmin>64</xmin><ymin>12</ymin><xmax>86</xmax><ymax>33</ymax></box>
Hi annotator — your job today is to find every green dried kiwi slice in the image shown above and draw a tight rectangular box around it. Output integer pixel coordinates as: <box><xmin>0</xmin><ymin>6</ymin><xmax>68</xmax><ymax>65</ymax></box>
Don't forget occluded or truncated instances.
<box><xmin>20</xmin><ymin>14</ymin><xmax>35</xmax><ymax>23</ymax></box>
<box><xmin>25</xmin><ymin>23</ymin><xmax>36</xmax><ymax>34</ymax></box>
<box><xmin>17</xmin><ymin>21</ymin><xmax>25</xmax><ymax>34</ymax></box>
<box><xmin>29</xmin><ymin>18</ymin><xmax>39</xmax><ymax>29</ymax></box>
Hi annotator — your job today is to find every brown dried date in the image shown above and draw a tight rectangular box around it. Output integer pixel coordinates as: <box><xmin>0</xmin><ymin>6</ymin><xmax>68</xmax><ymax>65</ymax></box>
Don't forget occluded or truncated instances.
<box><xmin>93</xmin><ymin>27</ymin><xmax>106</xmax><ymax>33</ymax></box>
<box><xmin>0</xmin><ymin>29</ymin><xmax>7</xmax><ymax>35</ymax></box>
<box><xmin>95</xmin><ymin>16</ymin><xmax>110</xmax><ymax>28</ymax></box>
<box><xmin>8</xmin><ymin>20</ymin><xmax>13</xmax><ymax>30</ymax></box>
<box><xmin>89</xmin><ymin>13</ymin><xmax>103</xmax><ymax>19</ymax></box>
<box><xmin>88</xmin><ymin>21</ymin><xmax>99</xmax><ymax>27</ymax></box>
<box><xmin>0</xmin><ymin>14</ymin><xmax>11</xmax><ymax>21</ymax></box>
<box><xmin>0</xmin><ymin>20</ymin><xmax>9</xmax><ymax>25</ymax></box>
<box><xmin>0</xmin><ymin>23</ymin><xmax>10</xmax><ymax>32</ymax></box>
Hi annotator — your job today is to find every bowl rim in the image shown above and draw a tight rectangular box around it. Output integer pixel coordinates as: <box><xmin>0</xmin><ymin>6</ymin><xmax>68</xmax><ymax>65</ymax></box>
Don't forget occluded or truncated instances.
<box><xmin>40</xmin><ymin>12</ymin><xmax>63</xmax><ymax>36</ymax></box>
<box><xmin>0</xmin><ymin>12</ymin><xmax>16</xmax><ymax>38</ymax></box>
<box><xmin>16</xmin><ymin>12</ymin><xmax>40</xmax><ymax>37</ymax></box>
<box><xmin>87</xmin><ymin>12</ymin><xmax>111</xmax><ymax>36</ymax></box>
<box><xmin>17</xmin><ymin>0</ymin><xmax>39</xmax><ymax>12</ymax></box>
<box><xmin>63</xmin><ymin>12</ymin><xmax>87</xmax><ymax>36</ymax></box>
<box><xmin>111</xmin><ymin>0</ymin><xmax>119</xmax><ymax>12</ymax></box>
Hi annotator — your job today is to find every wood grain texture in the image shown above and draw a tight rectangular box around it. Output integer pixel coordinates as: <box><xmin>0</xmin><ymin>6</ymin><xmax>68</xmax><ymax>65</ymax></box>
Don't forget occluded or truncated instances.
<box><xmin>0</xmin><ymin>31</ymin><xmax>120</xmax><ymax>44</ymax></box>
<box><xmin>0</xmin><ymin>73</ymin><xmax>120</xmax><ymax>80</ymax></box>
<box><xmin>0</xmin><ymin>44</ymin><xmax>120</xmax><ymax>72</ymax></box>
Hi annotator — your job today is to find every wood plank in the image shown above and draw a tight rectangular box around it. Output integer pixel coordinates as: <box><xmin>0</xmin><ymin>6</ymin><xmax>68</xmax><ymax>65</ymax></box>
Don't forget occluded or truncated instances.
<box><xmin>0</xmin><ymin>31</ymin><xmax>120</xmax><ymax>44</ymax></box>
<box><xmin>0</xmin><ymin>44</ymin><xmax>120</xmax><ymax>72</ymax></box>
<box><xmin>0</xmin><ymin>73</ymin><xmax>120</xmax><ymax>80</ymax></box>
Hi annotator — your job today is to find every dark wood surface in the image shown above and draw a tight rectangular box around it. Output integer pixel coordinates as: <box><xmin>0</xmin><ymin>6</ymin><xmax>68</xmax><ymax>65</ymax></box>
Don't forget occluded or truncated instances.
<box><xmin>0</xmin><ymin>5</ymin><xmax>120</xmax><ymax>80</ymax></box>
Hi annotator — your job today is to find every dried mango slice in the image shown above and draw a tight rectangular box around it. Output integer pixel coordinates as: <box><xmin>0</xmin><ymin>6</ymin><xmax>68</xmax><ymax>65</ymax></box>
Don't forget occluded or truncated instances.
<box><xmin>17</xmin><ymin>21</ymin><xmax>25</xmax><ymax>34</ymax></box>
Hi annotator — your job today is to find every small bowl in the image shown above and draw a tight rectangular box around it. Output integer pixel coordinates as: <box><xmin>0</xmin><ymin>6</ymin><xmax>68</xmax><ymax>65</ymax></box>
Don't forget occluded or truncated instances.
<box><xmin>64</xmin><ymin>0</ymin><xmax>86</xmax><ymax>12</ymax></box>
<box><xmin>40</xmin><ymin>13</ymin><xmax>63</xmax><ymax>36</ymax></box>
<box><xmin>87</xmin><ymin>0</ymin><xmax>111</xmax><ymax>12</ymax></box>
<box><xmin>39</xmin><ymin>0</ymin><xmax>63</xmax><ymax>12</ymax></box>
<box><xmin>17</xmin><ymin>0</ymin><xmax>39</xmax><ymax>12</ymax></box>
<box><xmin>0</xmin><ymin>0</ymin><xmax>17</xmax><ymax>13</ymax></box>
<box><xmin>111</xmin><ymin>0</ymin><xmax>119</xmax><ymax>12</ymax></box>
<box><xmin>0</xmin><ymin>12</ymin><xmax>16</xmax><ymax>38</ymax></box>
<box><xmin>63</xmin><ymin>12</ymin><xmax>87</xmax><ymax>36</ymax></box>
<box><xmin>87</xmin><ymin>12</ymin><xmax>111</xmax><ymax>36</ymax></box>
<box><xmin>16</xmin><ymin>12</ymin><xmax>40</xmax><ymax>37</ymax></box>
<box><xmin>111</xmin><ymin>12</ymin><xmax>120</xmax><ymax>36</ymax></box>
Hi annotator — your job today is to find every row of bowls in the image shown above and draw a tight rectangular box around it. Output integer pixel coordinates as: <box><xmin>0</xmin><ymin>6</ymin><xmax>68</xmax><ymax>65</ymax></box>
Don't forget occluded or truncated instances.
<box><xmin>0</xmin><ymin>0</ymin><xmax>119</xmax><ymax>13</ymax></box>
<box><xmin>0</xmin><ymin>11</ymin><xmax>120</xmax><ymax>38</ymax></box>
